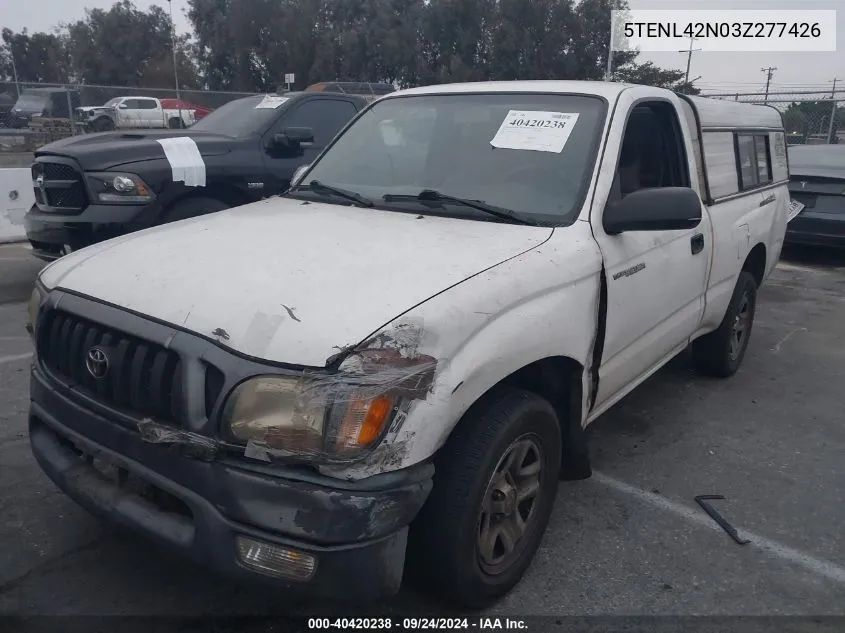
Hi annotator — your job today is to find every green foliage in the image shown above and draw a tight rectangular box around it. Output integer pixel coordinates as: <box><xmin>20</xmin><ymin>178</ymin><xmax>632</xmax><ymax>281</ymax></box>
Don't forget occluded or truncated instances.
<box><xmin>1</xmin><ymin>0</ymin><xmax>692</xmax><ymax>94</ymax></box>
<box><xmin>615</xmin><ymin>61</ymin><xmax>700</xmax><ymax>94</ymax></box>
<box><xmin>781</xmin><ymin>101</ymin><xmax>845</xmax><ymax>140</ymax></box>
<box><xmin>1</xmin><ymin>28</ymin><xmax>71</xmax><ymax>83</ymax></box>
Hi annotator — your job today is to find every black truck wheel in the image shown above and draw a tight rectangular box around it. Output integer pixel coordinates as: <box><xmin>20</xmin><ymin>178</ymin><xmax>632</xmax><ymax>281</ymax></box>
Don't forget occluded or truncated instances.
<box><xmin>164</xmin><ymin>197</ymin><xmax>230</xmax><ymax>223</ymax></box>
<box><xmin>408</xmin><ymin>387</ymin><xmax>562</xmax><ymax>609</ymax></box>
<box><xmin>92</xmin><ymin>117</ymin><xmax>115</xmax><ymax>132</ymax></box>
<box><xmin>692</xmin><ymin>271</ymin><xmax>758</xmax><ymax>378</ymax></box>
<box><xmin>168</xmin><ymin>117</ymin><xmax>185</xmax><ymax>129</ymax></box>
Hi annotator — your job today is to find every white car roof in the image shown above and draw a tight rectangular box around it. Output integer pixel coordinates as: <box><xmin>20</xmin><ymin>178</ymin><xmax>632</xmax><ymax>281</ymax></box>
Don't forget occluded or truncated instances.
<box><xmin>386</xmin><ymin>80</ymin><xmax>784</xmax><ymax>130</ymax></box>
<box><xmin>389</xmin><ymin>80</ymin><xmax>638</xmax><ymax>100</ymax></box>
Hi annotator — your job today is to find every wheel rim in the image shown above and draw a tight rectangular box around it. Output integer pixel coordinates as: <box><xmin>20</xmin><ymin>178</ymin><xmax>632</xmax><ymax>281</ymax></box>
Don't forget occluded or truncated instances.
<box><xmin>476</xmin><ymin>434</ymin><xmax>545</xmax><ymax>575</ymax></box>
<box><xmin>729</xmin><ymin>291</ymin><xmax>751</xmax><ymax>361</ymax></box>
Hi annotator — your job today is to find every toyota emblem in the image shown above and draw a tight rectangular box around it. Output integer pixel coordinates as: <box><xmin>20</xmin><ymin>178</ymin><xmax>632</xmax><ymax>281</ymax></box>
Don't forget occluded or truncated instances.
<box><xmin>85</xmin><ymin>346</ymin><xmax>110</xmax><ymax>379</ymax></box>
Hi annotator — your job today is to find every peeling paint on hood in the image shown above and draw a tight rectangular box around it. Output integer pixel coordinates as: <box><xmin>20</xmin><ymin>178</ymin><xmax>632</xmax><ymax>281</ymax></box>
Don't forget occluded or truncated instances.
<box><xmin>39</xmin><ymin>197</ymin><xmax>552</xmax><ymax>367</ymax></box>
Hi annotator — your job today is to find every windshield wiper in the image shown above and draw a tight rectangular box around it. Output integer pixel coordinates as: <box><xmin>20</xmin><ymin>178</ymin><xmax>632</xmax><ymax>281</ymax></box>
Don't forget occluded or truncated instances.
<box><xmin>382</xmin><ymin>189</ymin><xmax>537</xmax><ymax>226</ymax></box>
<box><xmin>293</xmin><ymin>180</ymin><xmax>373</xmax><ymax>207</ymax></box>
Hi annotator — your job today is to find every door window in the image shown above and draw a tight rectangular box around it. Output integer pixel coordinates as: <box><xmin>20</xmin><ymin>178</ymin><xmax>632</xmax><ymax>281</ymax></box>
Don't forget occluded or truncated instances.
<box><xmin>613</xmin><ymin>102</ymin><xmax>691</xmax><ymax>201</ymax></box>
<box><xmin>278</xmin><ymin>99</ymin><xmax>358</xmax><ymax>147</ymax></box>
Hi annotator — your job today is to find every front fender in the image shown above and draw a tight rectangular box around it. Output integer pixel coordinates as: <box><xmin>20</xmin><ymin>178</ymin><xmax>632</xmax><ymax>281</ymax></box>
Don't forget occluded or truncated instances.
<box><xmin>319</xmin><ymin>225</ymin><xmax>603</xmax><ymax>480</ymax></box>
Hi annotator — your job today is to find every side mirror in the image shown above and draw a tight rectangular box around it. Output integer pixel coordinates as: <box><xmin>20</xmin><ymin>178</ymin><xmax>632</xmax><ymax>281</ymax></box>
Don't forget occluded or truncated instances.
<box><xmin>283</xmin><ymin>127</ymin><xmax>314</xmax><ymax>144</ymax></box>
<box><xmin>291</xmin><ymin>164</ymin><xmax>310</xmax><ymax>187</ymax></box>
<box><xmin>603</xmin><ymin>187</ymin><xmax>702</xmax><ymax>235</ymax></box>
<box><xmin>118</xmin><ymin>103</ymin><xmax>128</xmax><ymax>109</ymax></box>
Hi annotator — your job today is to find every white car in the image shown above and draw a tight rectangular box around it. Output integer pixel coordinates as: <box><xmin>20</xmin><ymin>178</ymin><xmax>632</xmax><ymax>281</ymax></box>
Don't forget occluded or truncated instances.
<box><xmin>27</xmin><ymin>80</ymin><xmax>788</xmax><ymax>608</ymax></box>
<box><xmin>76</xmin><ymin>96</ymin><xmax>196</xmax><ymax>132</ymax></box>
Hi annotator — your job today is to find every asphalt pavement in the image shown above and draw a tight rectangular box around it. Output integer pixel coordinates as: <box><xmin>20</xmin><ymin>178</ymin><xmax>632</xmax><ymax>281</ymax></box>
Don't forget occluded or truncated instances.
<box><xmin>0</xmin><ymin>241</ymin><xmax>844</xmax><ymax>629</ymax></box>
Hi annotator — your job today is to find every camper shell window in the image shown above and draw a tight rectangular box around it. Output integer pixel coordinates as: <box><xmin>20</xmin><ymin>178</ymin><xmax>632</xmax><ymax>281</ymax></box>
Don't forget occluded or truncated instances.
<box><xmin>735</xmin><ymin>132</ymin><xmax>773</xmax><ymax>191</ymax></box>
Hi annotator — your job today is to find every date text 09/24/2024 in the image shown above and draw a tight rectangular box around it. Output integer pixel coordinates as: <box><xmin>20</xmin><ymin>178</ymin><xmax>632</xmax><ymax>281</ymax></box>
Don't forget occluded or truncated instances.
<box><xmin>307</xmin><ymin>617</ymin><xmax>529</xmax><ymax>630</ymax></box>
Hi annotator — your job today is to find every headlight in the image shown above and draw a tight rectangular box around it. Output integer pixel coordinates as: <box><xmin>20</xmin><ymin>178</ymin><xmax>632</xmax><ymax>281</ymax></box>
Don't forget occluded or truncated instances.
<box><xmin>85</xmin><ymin>172</ymin><xmax>155</xmax><ymax>204</ymax></box>
<box><xmin>222</xmin><ymin>374</ymin><xmax>399</xmax><ymax>458</ymax></box>
<box><xmin>26</xmin><ymin>284</ymin><xmax>44</xmax><ymax>337</ymax></box>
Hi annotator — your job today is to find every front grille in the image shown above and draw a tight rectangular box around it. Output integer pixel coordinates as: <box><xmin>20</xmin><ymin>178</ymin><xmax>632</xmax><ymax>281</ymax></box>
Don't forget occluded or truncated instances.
<box><xmin>38</xmin><ymin>310</ymin><xmax>183</xmax><ymax>425</ymax></box>
<box><xmin>32</xmin><ymin>161</ymin><xmax>88</xmax><ymax>211</ymax></box>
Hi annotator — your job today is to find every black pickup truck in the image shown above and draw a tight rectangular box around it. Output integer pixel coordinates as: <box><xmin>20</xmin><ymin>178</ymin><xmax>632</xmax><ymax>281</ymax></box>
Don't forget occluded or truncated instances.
<box><xmin>24</xmin><ymin>91</ymin><xmax>368</xmax><ymax>261</ymax></box>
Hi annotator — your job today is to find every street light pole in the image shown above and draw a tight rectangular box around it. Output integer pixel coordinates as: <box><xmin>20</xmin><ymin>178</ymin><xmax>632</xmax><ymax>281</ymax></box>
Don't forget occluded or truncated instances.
<box><xmin>827</xmin><ymin>78</ymin><xmax>841</xmax><ymax>144</ymax></box>
<box><xmin>7</xmin><ymin>43</ymin><xmax>20</xmax><ymax>97</ymax></box>
<box><xmin>166</xmin><ymin>0</ymin><xmax>183</xmax><ymax>127</ymax></box>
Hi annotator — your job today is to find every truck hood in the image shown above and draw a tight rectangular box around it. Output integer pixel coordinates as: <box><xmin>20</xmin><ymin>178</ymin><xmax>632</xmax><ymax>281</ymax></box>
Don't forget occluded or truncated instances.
<box><xmin>40</xmin><ymin>198</ymin><xmax>553</xmax><ymax>367</ymax></box>
<box><xmin>35</xmin><ymin>130</ymin><xmax>237</xmax><ymax>171</ymax></box>
<box><xmin>76</xmin><ymin>106</ymin><xmax>113</xmax><ymax>112</ymax></box>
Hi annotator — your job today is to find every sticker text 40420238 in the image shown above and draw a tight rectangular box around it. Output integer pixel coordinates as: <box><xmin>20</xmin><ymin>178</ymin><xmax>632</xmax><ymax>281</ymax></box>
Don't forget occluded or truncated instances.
<box><xmin>508</xmin><ymin>117</ymin><xmax>569</xmax><ymax>130</ymax></box>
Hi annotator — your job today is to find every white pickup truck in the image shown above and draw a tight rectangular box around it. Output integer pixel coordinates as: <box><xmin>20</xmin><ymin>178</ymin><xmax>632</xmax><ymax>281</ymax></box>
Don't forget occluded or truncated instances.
<box><xmin>76</xmin><ymin>96</ymin><xmax>196</xmax><ymax>132</ymax></box>
<box><xmin>27</xmin><ymin>80</ymin><xmax>788</xmax><ymax>608</ymax></box>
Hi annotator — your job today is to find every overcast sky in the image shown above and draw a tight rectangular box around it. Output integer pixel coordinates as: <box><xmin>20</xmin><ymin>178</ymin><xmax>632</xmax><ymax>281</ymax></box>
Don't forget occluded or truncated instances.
<box><xmin>4</xmin><ymin>0</ymin><xmax>844</xmax><ymax>95</ymax></box>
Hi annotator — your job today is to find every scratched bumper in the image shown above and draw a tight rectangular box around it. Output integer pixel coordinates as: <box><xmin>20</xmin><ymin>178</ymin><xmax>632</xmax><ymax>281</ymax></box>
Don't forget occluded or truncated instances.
<box><xmin>29</xmin><ymin>365</ymin><xmax>433</xmax><ymax>600</ymax></box>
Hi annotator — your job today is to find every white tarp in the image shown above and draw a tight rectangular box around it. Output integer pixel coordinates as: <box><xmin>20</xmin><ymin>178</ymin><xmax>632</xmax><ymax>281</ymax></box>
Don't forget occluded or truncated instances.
<box><xmin>156</xmin><ymin>137</ymin><xmax>207</xmax><ymax>187</ymax></box>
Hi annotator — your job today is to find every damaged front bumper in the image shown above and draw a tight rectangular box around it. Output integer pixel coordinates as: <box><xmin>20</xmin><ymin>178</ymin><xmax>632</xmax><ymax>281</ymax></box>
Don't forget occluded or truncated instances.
<box><xmin>29</xmin><ymin>366</ymin><xmax>433</xmax><ymax>601</ymax></box>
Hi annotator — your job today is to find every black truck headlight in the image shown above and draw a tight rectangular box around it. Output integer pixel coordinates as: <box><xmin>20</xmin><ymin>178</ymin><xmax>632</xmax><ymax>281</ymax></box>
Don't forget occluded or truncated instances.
<box><xmin>85</xmin><ymin>172</ymin><xmax>155</xmax><ymax>204</ymax></box>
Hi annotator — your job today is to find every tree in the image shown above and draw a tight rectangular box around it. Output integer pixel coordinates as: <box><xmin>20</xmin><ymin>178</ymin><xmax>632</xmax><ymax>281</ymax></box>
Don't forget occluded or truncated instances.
<box><xmin>67</xmin><ymin>0</ymin><xmax>199</xmax><ymax>87</ymax></box>
<box><xmin>1</xmin><ymin>28</ymin><xmax>71</xmax><ymax>84</ymax></box>
<box><xmin>615</xmin><ymin>61</ymin><xmax>700</xmax><ymax>94</ymax></box>
<box><xmin>781</xmin><ymin>101</ymin><xmax>845</xmax><ymax>141</ymax></box>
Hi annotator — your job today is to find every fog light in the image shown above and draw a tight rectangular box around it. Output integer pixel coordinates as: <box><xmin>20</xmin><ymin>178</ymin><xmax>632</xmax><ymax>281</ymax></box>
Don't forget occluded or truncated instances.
<box><xmin>235</xmin><ymin>535</ymin><xmax>317</xmax><ymax>581</ymax></box>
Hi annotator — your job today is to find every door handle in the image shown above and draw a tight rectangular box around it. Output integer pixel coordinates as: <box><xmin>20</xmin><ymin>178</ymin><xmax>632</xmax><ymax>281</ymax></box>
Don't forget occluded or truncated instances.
<box><xmin>760</xmin><ymin>194</ymin><xmax>776</xmax><ymax>207</ymax></box>
<box><xmin>691</xmin><ymin>233</ymin><xmax>705</xmax><ymax>255</ymax></box>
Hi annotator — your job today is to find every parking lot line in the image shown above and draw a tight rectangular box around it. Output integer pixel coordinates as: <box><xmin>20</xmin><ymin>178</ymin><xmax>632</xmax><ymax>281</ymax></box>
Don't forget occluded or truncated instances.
<box><xmin>0</xmin><ymin>352</ymin><xmax>32</xmax><ymax>366</ymax></box>
<box><xmin>591</xmin><ymin>471</ymin><xmax>845</xmax><ymax>585</ymax></box>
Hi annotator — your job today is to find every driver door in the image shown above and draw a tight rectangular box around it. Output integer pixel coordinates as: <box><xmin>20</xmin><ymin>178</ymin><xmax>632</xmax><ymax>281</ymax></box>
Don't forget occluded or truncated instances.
<box><xmin>590</xmin><ymin>90</ymin><xmax>712</xmax><ymax>411</ymax></box>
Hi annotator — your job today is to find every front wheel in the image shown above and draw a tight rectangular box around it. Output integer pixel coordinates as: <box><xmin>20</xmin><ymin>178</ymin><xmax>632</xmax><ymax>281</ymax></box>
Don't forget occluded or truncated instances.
<box><xmin>692</xmin><ymin>271</ymin><xmax>758</xmax><ymax>377</ymax></box>
<box><xmin>92</xmin><ymin>117</ymin><xmax>115</xmax><ymax>132</ymax></box>
<box><xmin>408</xmin><ymin>387</ymin><xmax>561</xmax><ymax>609</ymax></box>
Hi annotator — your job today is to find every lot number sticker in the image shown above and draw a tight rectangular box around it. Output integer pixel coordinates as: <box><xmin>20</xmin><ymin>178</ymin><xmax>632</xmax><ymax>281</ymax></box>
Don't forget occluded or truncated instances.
<box><xmin>255</xmin><ymin>95</ymin><xmax>289</xmax><ymax>109</ymax></box>
<box><xmin>490</xmin><ymin>110</ymin><xmax>580</xmax><ymax>153</ymax></box>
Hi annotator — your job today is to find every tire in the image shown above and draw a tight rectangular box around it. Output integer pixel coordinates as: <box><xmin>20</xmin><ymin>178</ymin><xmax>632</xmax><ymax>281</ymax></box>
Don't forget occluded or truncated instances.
<box><xmin>92</xmin><ymin>117</ymin><xmax>115</xmax><ymax>132</ymax></box>
<box><xmin>164</xmin><ymin>197</ymin><xmax>230</xmax><ymax>224</ymax></box>
<box><xmin>692</xmin><ymin>271</ymin><xmax>758</xmax><ymax>378</ymax></box>
<box><xmin>408</xmin><ymin>387</ymin><xmax>562</xmax><ymax>609</ymax></box>
<box><xmin>168</xmin><ymin>117</ymin><xmax>184</xmax><ymax>129</ymax></box>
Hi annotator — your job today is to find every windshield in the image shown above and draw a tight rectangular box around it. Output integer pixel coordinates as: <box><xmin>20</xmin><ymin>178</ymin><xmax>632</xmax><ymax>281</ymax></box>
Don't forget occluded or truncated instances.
<box><xmin>13</xmin><ymin>93</ymin><xmax>48</xmax><ymax>112</ymax></box>
<box><xmin>189</xmin><ymin>95</ymin><xmax>287</xmax><ymax>137</ymax></box>
<box><xmin>297</xmin><ymin>93</ymin><xmax>606</xmax><ymax>224</ymax></box>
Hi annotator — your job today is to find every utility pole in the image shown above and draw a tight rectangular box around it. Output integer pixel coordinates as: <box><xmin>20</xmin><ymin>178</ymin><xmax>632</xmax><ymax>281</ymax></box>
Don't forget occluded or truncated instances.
<box><xmin>166</xmin><ymin>0</ymin><xmax>183</xmax><ymax>127</ymax></box>
<box><xmin>678</xmin><ymin>37</ymin><xmax>701</xmax><ymax>84</ymax></box>
<box><xmin>761</xmin><ymin>66</ymin><xmax>777</xmax><ymax>103</ymax></box>
<box><xmin>827</xmin><ymin>78</ymin><xmax>841</xmax><ymax>144</ymax></box>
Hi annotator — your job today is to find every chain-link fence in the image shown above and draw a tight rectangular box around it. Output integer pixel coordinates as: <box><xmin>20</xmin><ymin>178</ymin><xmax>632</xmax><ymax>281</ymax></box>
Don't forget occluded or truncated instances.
<box><xmin>0</xmin><ymin>81</ymin><xmax>260</xmax><ymax>165</ymax></box>
<box><xmin>700</xmin><ymin>89</ymin><xmax>845</xmax><ymax>146</ymax></box>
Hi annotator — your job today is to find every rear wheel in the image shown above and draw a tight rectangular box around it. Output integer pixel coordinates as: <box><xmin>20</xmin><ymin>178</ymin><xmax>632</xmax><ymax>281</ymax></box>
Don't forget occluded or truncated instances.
<box><xmin>692</xmin><ymin>271</ymin><xmax>758</xmax><ymax>377</ymax></box>
<box><xmin>164</xmin><ymin>197</ymin><xmax>230</xmax><ymax>224</ymax></box>
<box><xmin>168</xmin><ymin>117</ymin><xmax>184</xmax><ymax>129</ymax></box>
<box><xmin>408</xmin><ymin>387</ymin><xmax>561</xmax><ymax>609</ymax></box>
